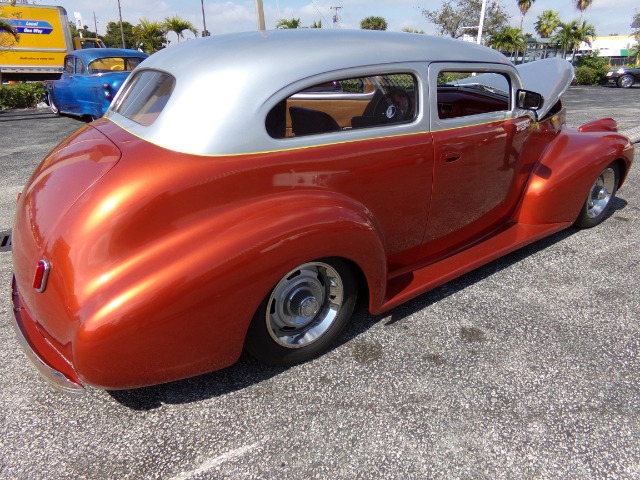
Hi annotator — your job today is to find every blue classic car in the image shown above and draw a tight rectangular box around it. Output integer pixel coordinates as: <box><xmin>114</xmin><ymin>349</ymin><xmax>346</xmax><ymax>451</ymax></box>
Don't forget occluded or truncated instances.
<box><xmin>45</xmin><ymin>48</ymin><xmax>148</xmax><ymax>120</ymax></box>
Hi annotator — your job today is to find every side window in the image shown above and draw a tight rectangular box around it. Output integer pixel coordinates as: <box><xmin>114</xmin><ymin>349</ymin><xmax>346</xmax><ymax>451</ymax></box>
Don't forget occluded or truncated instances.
<box><xmin>436</xmin><ymin>71</ymin><xmax>511</xmax><ymax>119</ymax></box>
<box><xmin>64</xmin><ymin>57</ymin><xmax>74</xmax><ymax>74</ymax></box>
<box><xmin>75</xmin><ymin>59</ymin><xmax>86</xmax><ymax>75</ymax></box>
<box><xmin>266</xmin><ymin>73</ymin><xmax>418</xmax><ymax>139</ymax></box>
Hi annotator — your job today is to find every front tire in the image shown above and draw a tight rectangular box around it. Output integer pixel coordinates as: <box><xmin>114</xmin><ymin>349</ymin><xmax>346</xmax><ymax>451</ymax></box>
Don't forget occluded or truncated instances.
<box><xmin>245</xmin><ymin>258</ymin><xmax>357</xmax><ymax>367</ymax></box>
<box><xmin>617</xmin><ymin>74</ymin><xmax>634</xmax><ymax>88</ymax></box>
<box><xmin>574</xmin><ymin>163</ymin><xmax>620</xmax><ymax>229</ymax></box>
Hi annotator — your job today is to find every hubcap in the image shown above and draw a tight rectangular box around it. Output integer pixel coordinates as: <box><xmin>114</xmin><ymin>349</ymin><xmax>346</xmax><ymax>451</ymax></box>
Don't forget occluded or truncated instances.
<box><xmin>266</xmin><ymin>262</ymin><xmax>344</xmax><ymax>348</ymax></box>
<box><xmin>620</xmin><ymin>76</ymin><xmax>633</xmax><ymax>88</ymax></box>
<box><xmin>586</xmin><ymin>167</ymin><xmax>615</xmax><ymax>218</ymax></box>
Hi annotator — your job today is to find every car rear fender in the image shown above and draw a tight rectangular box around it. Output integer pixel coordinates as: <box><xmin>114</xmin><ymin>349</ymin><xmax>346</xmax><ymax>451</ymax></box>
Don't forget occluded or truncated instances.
<box><xmin>73</xmin><ymin>191</ymin><xmax>387</xmax><ymax>389</ymax></box>
<box><xmin>514</xmin><ymin>127</ymin><xmax>634</xmax><ymax>225</ymax></box>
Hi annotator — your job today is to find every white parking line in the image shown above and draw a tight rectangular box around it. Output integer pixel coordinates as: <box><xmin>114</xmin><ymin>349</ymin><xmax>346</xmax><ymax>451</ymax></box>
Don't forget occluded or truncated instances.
<box><xmin>168</xmin><ymin>441</ymin><xmax>264</xmax><ymax>480</ymax></box>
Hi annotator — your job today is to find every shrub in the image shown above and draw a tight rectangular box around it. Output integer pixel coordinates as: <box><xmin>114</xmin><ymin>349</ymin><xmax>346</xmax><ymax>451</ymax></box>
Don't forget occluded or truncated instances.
<box><xmin>574</xmin><ymin>51</ymin><xmax>609</xmax><ymax>85</ymax></box>
<box><xmin>0</xmin><ymin>82</ymin><xmax>46</xmax><ymax>109</ymax></box>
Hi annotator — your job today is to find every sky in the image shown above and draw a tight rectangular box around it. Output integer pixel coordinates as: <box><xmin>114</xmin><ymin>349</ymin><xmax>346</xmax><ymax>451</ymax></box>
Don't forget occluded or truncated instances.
<box><xmin>29</xmin><ymin>0</ymin><xmax>639</xmax><ymax>44</ymax></box>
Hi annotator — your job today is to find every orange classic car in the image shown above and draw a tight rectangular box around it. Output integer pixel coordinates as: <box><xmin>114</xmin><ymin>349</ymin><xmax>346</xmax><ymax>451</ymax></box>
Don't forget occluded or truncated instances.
<box><xmin>10</xmin><ymin>29</ymin><xmax>634</xmax><ymax>394</ymax></box>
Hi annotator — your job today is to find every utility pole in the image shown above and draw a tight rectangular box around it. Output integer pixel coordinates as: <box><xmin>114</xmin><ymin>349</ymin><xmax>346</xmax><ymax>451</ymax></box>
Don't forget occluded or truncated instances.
<box><xmin>117</xmin><ymin>0</ymin><xmax>125</xmax><ymax>48</ymax></box>
<box><xmin>201</xmin><ymin>0</ymin><xmax>208</xmax><ymax>36</ymax></box>
<box><xmin>93</xmin><ymin>11</ymin><xmax>98</xmax><ymax>36</ymax></box>
<box><xmin>330</xmin><ymin>6</ymin><xmax>342</xmax><ymax>28</ymax></box>
<box><xmin>476</xmin><ymin>0</ymin><xmax>486</xmax><ymax>44</ymax></box>
<box><xmin>255</xmin><ymin>0</ymin><xmax>265</xmax><ymax>30</ymax></box>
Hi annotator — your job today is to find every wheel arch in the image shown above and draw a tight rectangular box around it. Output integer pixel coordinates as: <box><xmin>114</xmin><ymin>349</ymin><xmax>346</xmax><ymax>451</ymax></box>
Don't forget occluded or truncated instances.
<box><xmin>73</xmin><ymin>191</ymin><xmax>388</xmax><ymax>388</ymax></box>
<box><xmin>513</xmin><ymin>129</ymin><xmax>634</xmax><ymax>225</ymax></box>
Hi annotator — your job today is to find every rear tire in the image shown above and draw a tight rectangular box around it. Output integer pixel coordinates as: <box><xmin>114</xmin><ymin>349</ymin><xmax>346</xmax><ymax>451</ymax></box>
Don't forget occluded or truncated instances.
<box><xmin>245</xmin><ymin>258</ymin><xmax>357</xmax><ymax>367</ymax></box>
<box><xmin>574</xmin><ymin>163</ymin><xmax>620</xmax><ymax>229</ymax></box>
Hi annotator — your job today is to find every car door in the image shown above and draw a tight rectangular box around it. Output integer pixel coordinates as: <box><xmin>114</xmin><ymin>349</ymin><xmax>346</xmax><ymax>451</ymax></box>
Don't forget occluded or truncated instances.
<box><xmin>52</xmin><ymin>56</ymin><xmax>76</xmax><ymax>113</ymax></box>
<box><xmin>421</xmin><ymin>62</ymin><xmax>533</xmax><ymax>262</ymax></box>
<box><xmin>71</xmin><ymin>58</ymin><xmax>102</xmax><ymax>117</ymax></box>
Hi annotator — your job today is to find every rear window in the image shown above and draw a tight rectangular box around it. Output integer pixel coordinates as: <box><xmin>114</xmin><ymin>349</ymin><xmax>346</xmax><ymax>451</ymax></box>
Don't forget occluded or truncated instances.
<box><xmin>88</xmin><ymin>57</ymin><xmax>144</xmax><ymax>74</ymax></box>
<box><xmin>112</xmin><ymin>70</ymin><xmax>175</xmax><ymax>126</ymax></box>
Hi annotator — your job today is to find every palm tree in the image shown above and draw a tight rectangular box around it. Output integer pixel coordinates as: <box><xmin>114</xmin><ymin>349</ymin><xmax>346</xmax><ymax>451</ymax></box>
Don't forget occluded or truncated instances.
<box><xmin>0</xmin><ymin>18</ymin><xmax>19</xmax><ymax>51</ymax></box>
<box><xmin>163</xmin><ymin>15</ymin><xmax>198</xmax><ymax>43</ymax></box>
<box><xmin>553</xmin><ymin>19</ymin><xmax>596</xmax><ymax>61</ymax></box>
<box><xmin>275</xmin><ymin>18</ymin><xmax>301</xmax><ymax>29</ymax></box>
<box><xmin>575</xmin><ymin>0</ymin><xmax>593</xmax><ymax>19</ymax></box>
<box><xmin>133</xmin><ymin>18</ymin><xmax>165</xmax><ymax>53</ymax></box>
<box><xmin>534</xmin><ymin>10</ymin><xmax>560</xmax><ymax>38</ymax></box>
<box><xmin>487</xmin><ymin>26</ymin><xmax>526</xmax><ymax>60</ymax></box>
<box><xmin>517</xmin><ymin>0</ymin><xmax>535</xmax><ymax>30</ymax></box>
<box><xmin>0</xmin><ymin>18</ymin><xmax>18</xmax><ymax>40</ymax></box>
<box><xmin>360</xmin><ymin>16</ymin><xmax>388</xmax><ymax>31</ymax></box>
<box><xmin>629</xmin><ymin>44</ymin><xmax>639</xmax><ymax>65</ymax></box>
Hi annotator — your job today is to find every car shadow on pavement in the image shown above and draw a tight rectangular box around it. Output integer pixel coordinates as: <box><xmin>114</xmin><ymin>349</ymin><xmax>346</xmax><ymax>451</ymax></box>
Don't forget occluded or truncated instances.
<box><xmin>0</xmin><ymin>110</ymin><xmax>53</xmax><ymax>122</ymax></box>
<box><xmin>108</xmin><ymin>197</ymin><xmax>628</xmax><ymax>410</ymax></box>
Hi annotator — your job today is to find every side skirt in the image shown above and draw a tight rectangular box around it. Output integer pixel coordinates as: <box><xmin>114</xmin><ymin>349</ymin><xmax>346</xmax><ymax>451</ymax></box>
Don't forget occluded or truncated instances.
<box><xmin>377</xmin><ymin>221</ymin><xmax>571</xmax><ymax>314</ymax></box>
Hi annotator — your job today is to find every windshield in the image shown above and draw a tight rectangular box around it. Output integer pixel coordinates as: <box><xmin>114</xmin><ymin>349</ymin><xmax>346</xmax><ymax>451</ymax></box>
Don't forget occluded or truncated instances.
<box><xmin>88</xmin><ymin>57</ymin><xmax>145</xmax><ymax>74</ymax></box>
<box><xmin>438</xmin><ymin>72</ymin><xmax>510</xmax><ymax>98</ymax></box>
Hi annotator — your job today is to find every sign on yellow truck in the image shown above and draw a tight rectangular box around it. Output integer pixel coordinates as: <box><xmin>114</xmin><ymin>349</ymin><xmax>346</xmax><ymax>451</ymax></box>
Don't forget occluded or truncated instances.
<box><xmin>0</xmin><ymin>4</ymin><xmax>103</xmax><ymax>82</ymax></box>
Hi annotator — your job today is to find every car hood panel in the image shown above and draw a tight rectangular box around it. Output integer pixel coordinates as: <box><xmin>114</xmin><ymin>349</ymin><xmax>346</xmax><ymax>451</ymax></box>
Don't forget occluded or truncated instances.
<box><xmin>516</xmin><ymin>58</ymin><xmax>574</xmax><ymax>118</ymax></box>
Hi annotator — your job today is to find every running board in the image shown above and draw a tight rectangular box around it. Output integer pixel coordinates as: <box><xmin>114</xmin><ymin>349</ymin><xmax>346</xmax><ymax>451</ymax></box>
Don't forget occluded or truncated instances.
<box><xmin>377</xmin><ymin>221</ymin><xmax>571</xmax><ymax>314</ymax></box>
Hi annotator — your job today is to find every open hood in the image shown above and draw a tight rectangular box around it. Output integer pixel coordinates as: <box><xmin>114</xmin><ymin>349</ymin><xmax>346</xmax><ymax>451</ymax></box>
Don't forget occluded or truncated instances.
<box><xmin>456</xmin><ymin>58</ymin><xmax>574</xmax><ymax>119</ymax></box>
<box><xmin>515</xmin><ymin>58</ymin><xmax>574</xmax><ymax>118</ymax></box>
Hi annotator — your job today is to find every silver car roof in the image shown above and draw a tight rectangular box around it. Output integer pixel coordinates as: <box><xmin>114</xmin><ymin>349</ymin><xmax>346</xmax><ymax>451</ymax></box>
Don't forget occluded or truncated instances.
<box><xmin>106</xmin><ymin>29</ymin><xmax>515</xmax><ymax>155</ymax></box>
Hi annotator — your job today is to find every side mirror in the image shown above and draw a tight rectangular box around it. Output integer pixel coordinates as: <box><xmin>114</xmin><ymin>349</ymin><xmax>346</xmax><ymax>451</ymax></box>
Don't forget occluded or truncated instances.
<box><xmin>516</xmin><ymin>89</ymin><xmax>544</xmax><ymax>111</ymax></box>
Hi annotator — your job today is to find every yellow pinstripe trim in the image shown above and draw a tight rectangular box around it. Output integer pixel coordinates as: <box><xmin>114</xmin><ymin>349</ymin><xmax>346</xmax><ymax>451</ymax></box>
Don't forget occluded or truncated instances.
<box><xmin>103</xmin><ymin>116</ymin><xmax>533</xmax><ymax>157</ymax></box>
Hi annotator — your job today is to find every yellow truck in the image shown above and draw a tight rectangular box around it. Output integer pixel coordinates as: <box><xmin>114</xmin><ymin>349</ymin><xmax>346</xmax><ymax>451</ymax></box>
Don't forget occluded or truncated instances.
<box><xmin>0</xmin><ymin>4</ymin><xmax>104</xmax><ymax>83</ymax></box>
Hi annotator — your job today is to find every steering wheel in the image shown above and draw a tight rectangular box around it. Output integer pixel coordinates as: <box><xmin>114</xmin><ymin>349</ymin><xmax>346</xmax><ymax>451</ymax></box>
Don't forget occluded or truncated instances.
<box><xmin>373</xmin><ymin>89</ymin><xmax>413</xmax><ymax>123</ymax></box>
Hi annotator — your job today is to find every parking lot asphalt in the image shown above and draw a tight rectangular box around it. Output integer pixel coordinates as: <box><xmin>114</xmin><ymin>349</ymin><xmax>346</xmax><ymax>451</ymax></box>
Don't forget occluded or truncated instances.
<box><xmin>1</xmin><ymin>85</ymin><xmax>639</xmax><ymax>479</ymax></box>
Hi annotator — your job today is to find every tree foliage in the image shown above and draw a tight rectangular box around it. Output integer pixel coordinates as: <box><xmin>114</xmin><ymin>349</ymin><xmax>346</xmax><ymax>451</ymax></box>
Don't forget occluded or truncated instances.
<box><xmin>103</xmin><ymin>21</ymin><xmax>136</xmax><ymax>48</ymax></box>
<box><xmin>487</xmin><ymin>26</ymin><xmax>526</xmax><ymax>57</ymax></box>
<box><xmin>574</xmin><ymin>50</ymin><xmax>609</xmax><ymax>85</ymax></box>
<box><xmin>574</xmin><ymin>0</ymin><xmax>593</xmax><ymax>15</ymax></box>
<box><xmin>360</xmin><ymin>16</ymin><xmax>388</xmax><ymax>31</ymax></box>
<box><xmin>0</xmin><ymin>18</ymin><xmax>18</xmax><ymax>38</ymax></box>
<box><xmin>422</xmin><ymin>0</ymin><xmax>510</xmax><ymax>39</ymax></box>
<box><xmin>164</xmin><ymin>15</ymin><xmax>197</xmax><ymax>42</ymax></box>
<box><xmin>632</xmin><ymin>12</ymin><xmax>640</xmax><ymax>44</ymax></box>
<box><xmin>517</xmin><ymin>0</ymin><xmax>535</xmax><ymax>29</ymax></box>
<box><xmin>133</xmin><ymin>18</ymin><xmax>165</xmax><ymax>53</ymax></box>
<box><xmin>402</xmin><ymin>27</ymin><xmax>426</xmax><ymax>34</ymax></box>
<box><xmin>534</xmin><ymin>10</ymin><xmax>560</xmax><ymax>38</ymax></box>
<box><xmin>0</xmin><ymin>8</ymin><xmax>19</xmax><ymax>50</ymax></box>
<box><xmin>275</xmin><ymin>18</ymin><xmax>302</xmax><ymax>29</ymax></box>
<box><xmin>552</xmin><ymin>19</ymin><xmax>596</xmax><ymax>60</ymax></box>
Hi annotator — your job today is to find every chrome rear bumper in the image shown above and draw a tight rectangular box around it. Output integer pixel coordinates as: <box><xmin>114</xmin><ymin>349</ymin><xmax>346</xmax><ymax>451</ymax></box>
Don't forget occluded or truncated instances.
<box><xmin>11</xmin><ymin>275</ymin><xmax>85</xmax><ymax>396</ymax></box>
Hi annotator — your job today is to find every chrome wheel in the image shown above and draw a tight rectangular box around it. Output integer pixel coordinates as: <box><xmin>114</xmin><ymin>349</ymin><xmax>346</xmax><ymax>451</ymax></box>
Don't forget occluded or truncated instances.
<box><xmin>617</xmin><ymin>75</ymin><xmax>634</xmax><ymax>88</ymax></box>
<box><xmin>266</xmin><ymin>262</ymin><xmax>344</xmax><ymax>348</ymax></box>
<box><xmin>586</xmin><ymin>167</ymin><xmax>615</xmax><ymax>218</ymax></box>
<box><xmin>245</xmin><ymin>257</ymin><xmax>357</xmax><ymax>366</ymax></box>
<box><xmin>574</xmin><ymin>163</ymin><xmax>620</xmax><ymax>229</ymax></box>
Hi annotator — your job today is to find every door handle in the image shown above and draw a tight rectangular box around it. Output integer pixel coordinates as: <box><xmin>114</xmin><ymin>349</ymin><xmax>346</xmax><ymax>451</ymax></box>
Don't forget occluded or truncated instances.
<box><xmin>441</xmin><ymin>152</ymin><xmax>461</xmax><ymax>163</ymax></box>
